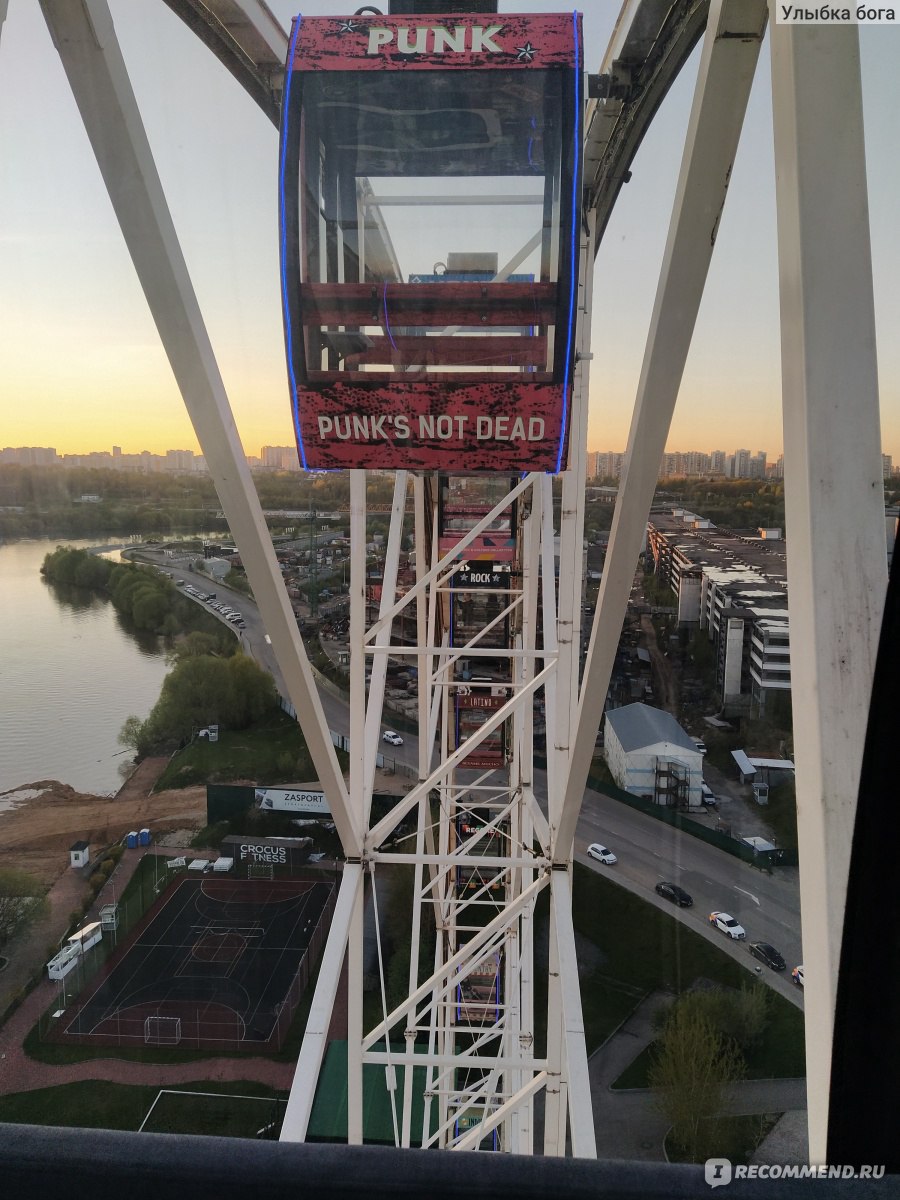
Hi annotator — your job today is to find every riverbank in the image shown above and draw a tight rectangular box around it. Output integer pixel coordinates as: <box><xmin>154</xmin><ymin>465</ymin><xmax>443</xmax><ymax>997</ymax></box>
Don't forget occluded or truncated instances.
<box><xmin>0</xmin><ymin>759</ymin><xmax>206</xmax><ymax>891</ymax></box>
<box><xmin>0</xmin><ymin>757</ymin><xmax>208</xmax><ymax>1016</ymax></box>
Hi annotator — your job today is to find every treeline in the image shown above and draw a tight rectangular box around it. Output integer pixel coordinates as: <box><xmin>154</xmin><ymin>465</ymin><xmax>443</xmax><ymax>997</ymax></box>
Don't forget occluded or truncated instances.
<box><xmin>0</xmin><ymin>465</ymin><xmax>399</xmax><ymax>540</ymax></box>
<box><xmin>40</xmin><ymin>546</ymin><xmax>279</xmax><ymax>757</ymax></box>
<box><xmin>40</xmin><ymin>546</ymin><xmax>232</xmax><ymax>641</ymax></box>
<box><xmin>120</xmin><ymin>633</ymin><xmax>278</xmax><ymax>757</ymax></box>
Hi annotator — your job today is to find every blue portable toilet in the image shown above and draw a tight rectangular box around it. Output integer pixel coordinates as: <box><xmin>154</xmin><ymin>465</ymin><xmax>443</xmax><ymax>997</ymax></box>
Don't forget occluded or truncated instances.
<box><xmin>126</xmin><ymin>831</ymin><xmax>138</xmax><ymax>849</ymax></box>
<box><xmin>139</xmin><ymin>828</ymin><xmax>151</xmax><ymax>847</ymax></box>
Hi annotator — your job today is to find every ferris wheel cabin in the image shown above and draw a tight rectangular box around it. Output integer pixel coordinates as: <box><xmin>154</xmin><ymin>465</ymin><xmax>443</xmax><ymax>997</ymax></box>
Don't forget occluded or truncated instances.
<box><xmin>279</xmin><ymin>10</ymin><xmax>583</xmax><ymax>472</ymax></box>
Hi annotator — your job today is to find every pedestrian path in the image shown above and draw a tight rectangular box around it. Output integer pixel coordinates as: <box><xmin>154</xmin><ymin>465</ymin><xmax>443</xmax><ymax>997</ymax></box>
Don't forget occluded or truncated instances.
<box><xmin>588</xmin><ymin>990</ymin><xmax>807</xmax><ymax>1162</ymax></box>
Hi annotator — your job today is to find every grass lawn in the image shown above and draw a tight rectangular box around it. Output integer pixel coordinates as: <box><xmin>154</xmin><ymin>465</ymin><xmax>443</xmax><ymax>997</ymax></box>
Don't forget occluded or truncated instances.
<box><xmin>610</xmin><ymin>993</ymin><xmax>806</xmax><ymax>1092</ymax></box>
<box><xmin>153</xmin><ymin>709</ymin><xmax>335</xmax><ymax>791</ymax></box>
<box><xmin>665</xmin><ymin>1113</ymin><xmax>782</xmax><ymax>1165</ymax></box>
<box><xmin>0</xmin><ymin>1080</ymin><xmax>286</xmax><ymax>1137</ymax></box>
<box><xmin>570</xmin><ymin>863</ymin><xmax>805</xmax><ymax>1072</ymax></box>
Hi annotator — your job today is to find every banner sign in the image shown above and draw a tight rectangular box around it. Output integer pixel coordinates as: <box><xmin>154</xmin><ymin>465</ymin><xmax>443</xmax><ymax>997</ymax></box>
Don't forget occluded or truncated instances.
<box><xmin>255</xmin><ymin>787</ymin><xmax>330</xmax><ymax>815</ymax></box>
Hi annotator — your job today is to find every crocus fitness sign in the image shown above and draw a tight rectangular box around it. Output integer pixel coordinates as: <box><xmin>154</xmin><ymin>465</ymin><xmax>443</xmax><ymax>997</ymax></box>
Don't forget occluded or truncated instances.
<box><xmin>279</xmin><ymin>12</ymin><xmax>583</xmax><ymax>472</ymax></box>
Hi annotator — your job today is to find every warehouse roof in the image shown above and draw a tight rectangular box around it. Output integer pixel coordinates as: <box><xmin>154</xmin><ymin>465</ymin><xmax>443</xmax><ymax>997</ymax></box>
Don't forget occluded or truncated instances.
<box><xmin>605</xmin><ymin>703</ymin><xmax>697</xmax><ymax>754</ymax></box>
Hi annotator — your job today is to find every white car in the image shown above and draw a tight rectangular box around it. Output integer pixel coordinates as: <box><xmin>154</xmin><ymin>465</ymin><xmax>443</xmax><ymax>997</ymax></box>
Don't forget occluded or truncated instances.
<box><xmin>382</xmin><ymin>731</ymin><xmax>403</xmax><ymax>746</ymax></box>
<box><xmin>587</xmin><ymin>843</ymin><xmax>617</xmax><ymax>865</ymax></box>
<box><xmin>708</xmin><ymin>911</ymin><xmax>746</xmax><ymax>940</ymax></box>
<box><xmin>791</xmin><ymin>964</ymin><xmax>804</xmax><ymax>987</ymax></box>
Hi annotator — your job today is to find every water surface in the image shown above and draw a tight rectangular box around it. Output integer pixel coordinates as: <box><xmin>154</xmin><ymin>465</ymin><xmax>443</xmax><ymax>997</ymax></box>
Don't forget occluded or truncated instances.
<box><xmin>0</xmin><ymin>539</ymin><xmax>170</xmax><ymax>796</ymax></box>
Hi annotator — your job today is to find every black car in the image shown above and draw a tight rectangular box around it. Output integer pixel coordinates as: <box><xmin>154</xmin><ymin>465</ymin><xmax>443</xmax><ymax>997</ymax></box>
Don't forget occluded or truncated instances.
<box><xmin>749</xmin><ymin>941</ymin><xmax>786</xmax><ymax>971</ymax></box>
<box><xmin>655</xmin><ymin>881</ymin><xmax>693</xmax><ymax>907</ymax></box>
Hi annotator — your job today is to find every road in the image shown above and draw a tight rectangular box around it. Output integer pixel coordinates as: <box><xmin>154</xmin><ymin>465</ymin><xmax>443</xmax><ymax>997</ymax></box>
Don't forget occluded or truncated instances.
<box><xmin>156</xmin><ymin>554</ymin><xmax>803</xmax><ymax>1008</ymax></box>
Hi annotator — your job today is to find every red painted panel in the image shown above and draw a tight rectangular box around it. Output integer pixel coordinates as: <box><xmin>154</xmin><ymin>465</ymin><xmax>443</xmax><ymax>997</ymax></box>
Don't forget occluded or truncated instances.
<box><xmin>457</xmin><ymin>693</ymin><xmax>507</xmax><ymax>769</ymax></box>
<box><xmin>300</xmin><ymin>282</ymin><xmax>557</xmax><ymax>328</ymax></box>
<box><xmin>339</xmin><ymin>335</ymin><xmax>548</xmax><ymax>370</ymax></box>
<box><xmin>294</xmin><ymin>379</ymin><xmax>565</xmax><ymax>472</ymax></box>
<box><xmin>291</xmin><ymin>14</ymin><xmax>578</xmax><ymax>73</ymax></box>
<box><xmin>440</xmin><ymin>537</ymin><xmax>515</xmax><ymax>563</ymax></box>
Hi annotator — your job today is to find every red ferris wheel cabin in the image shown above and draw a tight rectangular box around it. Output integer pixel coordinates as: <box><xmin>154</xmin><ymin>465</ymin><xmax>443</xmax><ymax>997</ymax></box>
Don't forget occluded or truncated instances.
<box><xmin>279</xmin><ymin>10</ymin><xmax>583</xmax><ymax>472</ymax></box>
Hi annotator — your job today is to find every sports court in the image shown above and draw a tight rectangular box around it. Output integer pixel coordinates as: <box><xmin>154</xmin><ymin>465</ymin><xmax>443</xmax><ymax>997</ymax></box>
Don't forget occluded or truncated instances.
<box><xmin>53</xmin><ymin>874</ymin><xmax>336</xmax><ymax>1051</ymax></box>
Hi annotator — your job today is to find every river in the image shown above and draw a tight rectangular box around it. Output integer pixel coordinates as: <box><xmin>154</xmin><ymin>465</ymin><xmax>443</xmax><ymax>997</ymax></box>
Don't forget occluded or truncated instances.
<box><xmin>0</xmin><ymin>538</ymin><xmax>171</xmax><ymax>800</ymax></box>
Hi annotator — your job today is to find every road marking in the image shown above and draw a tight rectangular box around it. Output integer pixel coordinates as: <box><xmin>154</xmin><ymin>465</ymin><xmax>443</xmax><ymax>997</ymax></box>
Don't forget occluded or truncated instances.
<box><xmin>735</xmin><ymin>887</ymin><xmax>760</xmax><ymax>905</ymax></box>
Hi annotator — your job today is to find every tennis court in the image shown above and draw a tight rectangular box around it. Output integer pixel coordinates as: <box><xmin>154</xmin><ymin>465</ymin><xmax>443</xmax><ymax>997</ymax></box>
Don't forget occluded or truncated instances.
<box><xmin>53</xmin><ymin>875</ymin><xmax>336</xmax><ymax>1051</ymax></box>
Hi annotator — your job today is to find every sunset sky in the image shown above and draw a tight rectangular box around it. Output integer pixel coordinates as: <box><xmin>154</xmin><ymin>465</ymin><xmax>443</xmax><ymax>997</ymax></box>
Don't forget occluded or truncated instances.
<box><xmin>1</xmin><ymin>0</ymin><xmax>898</xmax><ymax>461</ymax></box>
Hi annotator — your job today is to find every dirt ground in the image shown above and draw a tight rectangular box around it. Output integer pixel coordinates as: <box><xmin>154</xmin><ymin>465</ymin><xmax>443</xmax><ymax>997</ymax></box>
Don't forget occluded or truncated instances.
<box><xmin>0</xmin><ymin>757</ymin><xmax>206</xmax><ymax>889</ymax></box>
<box><xmin>639</xmin><ymin>613</ymin><xmax>680</xmax><ymax>715</ymax></box>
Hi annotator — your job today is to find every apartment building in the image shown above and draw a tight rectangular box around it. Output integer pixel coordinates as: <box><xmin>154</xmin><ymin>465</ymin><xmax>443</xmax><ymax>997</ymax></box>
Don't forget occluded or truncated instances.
<box><xmin>647</xmin><ymin>512</ymin><xmax>790</xmax><ymax>716</ymax></box>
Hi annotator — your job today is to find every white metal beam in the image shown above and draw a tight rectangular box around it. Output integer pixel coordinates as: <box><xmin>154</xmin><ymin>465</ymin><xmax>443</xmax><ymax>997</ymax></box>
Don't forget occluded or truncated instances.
<box><xmin>769</xmin><ymin>15</ymin><xmax>886</xmax><ymax>1164</ymax></box>
<box><xmin>559</xmin><ymin>0</ymin><xmax>768</xmax><ymax>859</ymax></box>
<box><xmin>550</xmin><ymin>869</ymin><xmax>596</xmax><ymax>1158</ymax></box>
<box><xmin>280</xmin><ymin>864</ymin><xmax>364</xmax><ymax>1141</ymax></box>
<box><xmin>40</xmin><ymin>0</ymin><xmax>359</xmax><ymax>854</ymax></box>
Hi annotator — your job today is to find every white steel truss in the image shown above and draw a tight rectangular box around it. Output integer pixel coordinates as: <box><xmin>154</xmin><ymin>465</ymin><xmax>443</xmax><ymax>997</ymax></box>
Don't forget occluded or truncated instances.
<box><xmin>26</xmin><ymin>0</ymin><xmax>888</xmax><ymax>1163</ymax></box>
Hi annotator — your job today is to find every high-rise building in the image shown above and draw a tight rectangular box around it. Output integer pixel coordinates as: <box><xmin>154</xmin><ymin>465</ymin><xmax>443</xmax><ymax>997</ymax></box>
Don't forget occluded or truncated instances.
<box><xmin>0</xmin><ymin>446</ymin><xmax>59</xmax><ymax>466</ymax></box>
<box><xmin>592</xmin><ymin>451</ymin><xmax>623</xmax><ymax>480</ymax></box>
<box><xmin>165</xmin><ymin>449</ymin><xmax>195</xmax><ymax>472</ymax></box>
<box><xmin>750</xmin><ymin>451</ymin><xmax>767</xmax><ymax>479</ymax></box>
<box><xmin>260</xmin><ymin>445</ymin><xmax>299</xmax><ymax>470</ymax></box>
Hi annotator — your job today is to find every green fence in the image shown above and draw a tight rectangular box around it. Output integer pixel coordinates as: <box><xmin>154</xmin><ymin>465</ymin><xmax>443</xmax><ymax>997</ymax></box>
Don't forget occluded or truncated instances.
<box><xmin>585</xmin><ymin>770</ymin><xmax>796</xmax><ymax>868</ymax></box>
<box><xmin>206</xmin><ymin>784</ymin><xmax>255</xmax><ymax>825</ymax></box>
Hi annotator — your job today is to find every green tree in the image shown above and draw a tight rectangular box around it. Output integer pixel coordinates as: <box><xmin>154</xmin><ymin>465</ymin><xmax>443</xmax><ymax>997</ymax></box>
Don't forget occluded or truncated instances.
<box><xmin>124</xmin><ymin>651</ymin><xmax>278</xmax><ymax>752</ymax></box>
<box><xmin>130</xmin><ymin>585</ymin><xmax>170</xmax><ymax>631</ymax></box>
<box><xmin>650</xmin><ymin>996</ymin><xmax>746</xmax><ymax>1162</ymax></box>
<box><xmin>225</xmin><ymin>653</ymin><xmax>278</xmax><ymax>725</ymax></box>
<box><xmin>168</xmin><ymin>630</ymin><xmax>233</xmax><ymax>663</ymax></box>
<box><xmin>0</xmin><ymin>868</ymin><xmax>46</xmax><ymax>946</ymax></box>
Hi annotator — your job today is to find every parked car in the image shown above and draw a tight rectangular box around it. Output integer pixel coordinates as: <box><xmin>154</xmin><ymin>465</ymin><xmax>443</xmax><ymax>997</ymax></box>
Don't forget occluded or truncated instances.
<box><xmin>708</xmin><ymin>911</ymin><xmax>746</xmax><ymax>939</ymax></box>
<box><xmin>693</xmin><ymin>738</ymin><xmax>708</xmax><ymax>755</ymax></box>
<box><xmin>382</xmin><ymin>731</ymin><xmax>403</xmax><ymax>746</ymax></box>
<box><xmin>655</xmin><ymin>881</ymin><xmax>693</xmax><ymax>907</ymax></box>
<box><xmin>749</xmin><ymin>941</ymin><xmax>786</xmax><ymax>971</ymax></box>
<box><xmin>791</xmin><ymin>964</ymin><xmax>804</xmax><ymax>987</ymax></box>
<box><xmin>587</xmin><ymin>843</ymin><xmax>617</xmax><ymax>865</ymax></box>
<box><xmin>700</xmin><ymin>783</ymin><xmax>718</xmax><ymax>808</ymax></box>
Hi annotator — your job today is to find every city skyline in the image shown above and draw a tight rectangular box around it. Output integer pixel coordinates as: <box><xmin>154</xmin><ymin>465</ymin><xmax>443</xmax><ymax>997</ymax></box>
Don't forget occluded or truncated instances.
<box><xmin>1</xmin><ymin>2</ymin><xmax>898</xmax><ymax>461</ymax></box>
<box><xmin>5</xmin><ymin>440</ymin><xmax>896</xmax><ymax>482</ymax></box>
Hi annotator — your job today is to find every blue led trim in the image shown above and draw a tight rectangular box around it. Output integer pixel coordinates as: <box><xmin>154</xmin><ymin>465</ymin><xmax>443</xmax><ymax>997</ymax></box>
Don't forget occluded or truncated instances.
<box><xmin>554</xmin><ymin>12</ymin><xmax>582</xmax><ymax>476</ymax></box>
<box><xmin>382</xmin><ymin>282</ymin><xmax>398</xmax><ymax>350</ymax></box>
<box><xmin>278</xmin><ymin>15</ymin><xmax>307</xmax><ymax>470</ymax></box>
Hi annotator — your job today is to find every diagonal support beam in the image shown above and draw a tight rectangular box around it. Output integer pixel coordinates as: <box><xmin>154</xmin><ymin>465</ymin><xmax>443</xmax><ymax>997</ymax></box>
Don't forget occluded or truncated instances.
<box><xmin>557</xmin><ymin>0</ymin><xmax>768</xmax><ymax>862</ymax></box>
<box><xmin>362</xmin><ymin>872</ymin><xmax>548</xmax><ymax>1051</ymax></box>
<box><xmin>40</xmin><ymin>0</ymin><xmax>359</xmax><ymax>853</ymax></box>
<box><xmin>367</xmin><ymin>664</ymin><xmax>555</xmax><ymax>850</ymax></box>
<box><xmin>280</xmin><ymin>864</ymin><xmax>364</xmax><ymax>1141</ymax></box>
